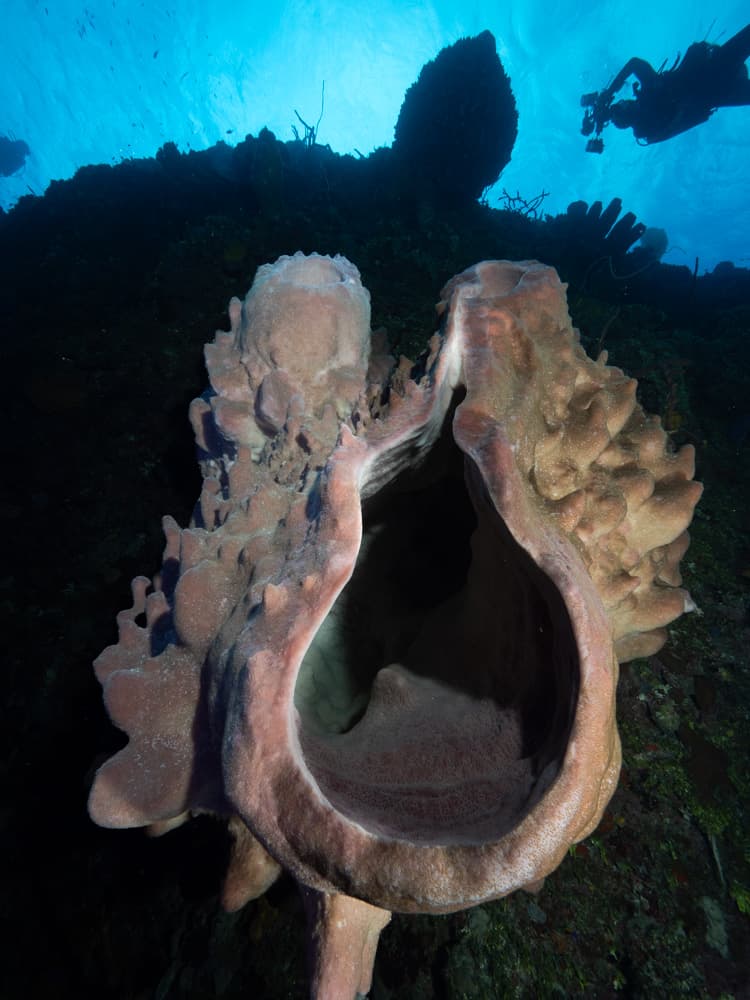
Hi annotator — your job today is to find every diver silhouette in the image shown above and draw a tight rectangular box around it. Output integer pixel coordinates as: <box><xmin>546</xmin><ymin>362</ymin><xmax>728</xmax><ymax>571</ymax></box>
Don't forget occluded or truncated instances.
<box><xmin>581</xmin><ymin>23</ymin><xmax>750</xmax><ymax>151</ymax></box>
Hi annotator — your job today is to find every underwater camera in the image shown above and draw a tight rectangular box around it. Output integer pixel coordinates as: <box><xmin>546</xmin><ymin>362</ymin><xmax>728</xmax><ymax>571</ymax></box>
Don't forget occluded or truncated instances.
<box><xmin>580</xmin><ymin>90</ymin><xmax>610</xmax><ymax>150</ymax></box>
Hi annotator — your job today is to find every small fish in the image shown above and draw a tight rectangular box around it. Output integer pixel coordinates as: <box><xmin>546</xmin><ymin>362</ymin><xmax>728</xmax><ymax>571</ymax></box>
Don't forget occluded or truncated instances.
<box><xmin>0</xmin><ymin>135</ymin><xmax>30</xmax><ymax>176</ymax></box>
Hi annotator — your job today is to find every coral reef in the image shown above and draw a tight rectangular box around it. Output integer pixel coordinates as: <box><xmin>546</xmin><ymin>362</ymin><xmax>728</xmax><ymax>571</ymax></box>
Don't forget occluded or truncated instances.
<box><xmin>89</xmin><ymin>253</ymin><xmax>701</xmax><ymax>998</ymax></box>
<box><xmin>544</xmin><ymin>197</ymin><xmax>647</xmax><ymax>291</ymax></box>
<box><xmin>392</xmin><ymin>31</ymin><xmax>518</xmax><ymax>206</ymax></box>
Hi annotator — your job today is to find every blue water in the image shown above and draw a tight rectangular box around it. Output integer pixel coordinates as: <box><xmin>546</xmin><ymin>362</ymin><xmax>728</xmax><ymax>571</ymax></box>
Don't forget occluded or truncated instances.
<box><xmin>1</xmin><ymin>0</ymin><xmax>747</xmax><ymax>271</ymax></box>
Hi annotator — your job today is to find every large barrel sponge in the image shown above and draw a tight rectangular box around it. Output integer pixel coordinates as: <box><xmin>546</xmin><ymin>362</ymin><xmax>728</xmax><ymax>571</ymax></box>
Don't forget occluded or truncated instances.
<box><xmin>393</xmin><ymin>30</ymin><xmax>518</xmax><ymax>206</ymax></box>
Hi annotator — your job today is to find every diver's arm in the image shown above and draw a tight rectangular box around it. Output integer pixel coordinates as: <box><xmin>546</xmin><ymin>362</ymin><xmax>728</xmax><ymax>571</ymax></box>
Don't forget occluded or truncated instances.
<box><xmin>604</xmin><ymin>57</ymin><xmax>658</xmax><ymax>99</ymax></box>
<box><xmin>582</xmin><ymin>54</ymin><xmax>659</xmax><ymax>141</ymax></box>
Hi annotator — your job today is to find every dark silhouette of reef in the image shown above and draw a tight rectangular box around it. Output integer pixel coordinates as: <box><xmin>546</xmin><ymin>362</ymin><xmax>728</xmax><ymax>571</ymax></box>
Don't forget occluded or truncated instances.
<box><xmin>3</xmin><ymin>130</ymin><xmax>748</xmax><ymax>321</ymax></box>
<box><xmin>1</xmin><ymin>38</ymin><xmax>749</xmax><ymax>1000</ymax></box>
<box><xmin>392</xmin><ymin>29</ymin><xmax>518</xmax><ymax>206</ymax></box>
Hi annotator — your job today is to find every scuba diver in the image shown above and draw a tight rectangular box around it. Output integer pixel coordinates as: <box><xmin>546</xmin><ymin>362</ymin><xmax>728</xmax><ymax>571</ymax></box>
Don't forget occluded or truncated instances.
<box><xmin>581</xmin><ymin>23</ymin><xmax>750</xmax><ymax>151</ymax></box>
